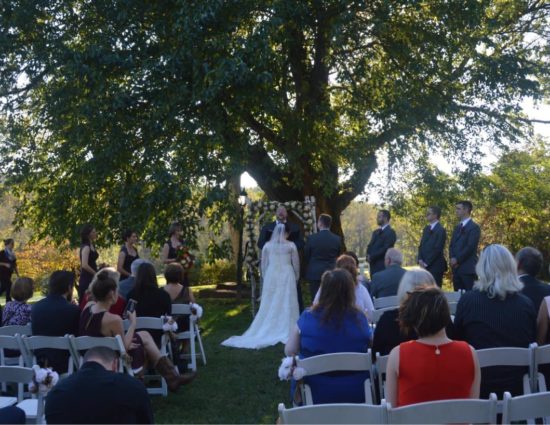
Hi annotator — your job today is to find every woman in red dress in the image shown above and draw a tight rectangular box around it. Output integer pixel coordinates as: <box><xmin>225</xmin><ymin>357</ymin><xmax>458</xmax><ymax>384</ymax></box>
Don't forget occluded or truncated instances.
<box><xmin>386</xmin><ymin>286</ymin><xmax>480</xmax><ymax>407</ymax></box>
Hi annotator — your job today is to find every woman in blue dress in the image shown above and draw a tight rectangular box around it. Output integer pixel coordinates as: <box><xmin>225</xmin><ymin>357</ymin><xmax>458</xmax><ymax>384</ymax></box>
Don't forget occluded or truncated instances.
<box><xmin>285</xmin><ymin>268</ymin><xmax>372</xmax><ymax>404</ymax></box>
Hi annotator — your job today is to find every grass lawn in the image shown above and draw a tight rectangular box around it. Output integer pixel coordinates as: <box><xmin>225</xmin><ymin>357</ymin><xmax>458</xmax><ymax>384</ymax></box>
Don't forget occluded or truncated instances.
<box><xmin>151</xmin><ymin>298</ymin><xmax>290</xmax><ymax>424</ymax></box>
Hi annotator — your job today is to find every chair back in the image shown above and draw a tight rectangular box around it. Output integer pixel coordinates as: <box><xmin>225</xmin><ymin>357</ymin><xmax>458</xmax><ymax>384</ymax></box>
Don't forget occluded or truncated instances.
<box><xmin>0</xmin><ymin>366</ymin><xmax>34</xmax><ymax>402</ymax></box>
<box><xmin>0</xmin><ymin>335</ymin><xmax>25</xmax><ymax>366</ymax></box>
<box><xmin>171</xmin><ymin>304</ymin><xmax>192</xmax><ymax>315</ymax></box>
<box><xmin>373</xmin><ymin>296</ymin><xmax>399</xmax><ymax>309</ymax></box>
<box><xmin>296</xmin><ymin>352</ymin><xmax>374</xmax><ymax>404</ymax></box>
<box><xmin>170</xmin><ymin>305</ymin><xmax>206</xmax><ymax>371</ymax></box>
<box><xmin>278</xmin><ymin>402</ymin><xmax>388</xmax><ymax>424</ymax></box>
<box><xmin>532</xmin><ymin>343</ymin><xmax>550</xmax><ymax>391</ymax></box>
<box><xmin>387</xmin><ymin>393</ymin><xmax>498</xmax><ymax>424</ymax></box>
<box><xmin>0</xmin><ymin>324</ymin><xmax>32</xmax><ymax>336</ymax></box>
<box><xmin>443</xmin><ymin>291</ymin><xmax>461</xmax><ymax>303</ymax></box>
<box><xmin>375</xmin><ymin>352</ymin><xmax>389</xmax><ymax>401</ymax></box>
<box><xmin>68</xmin><ymin>335</ymin><xmax>129</xmax><ymax>374</ymax></box>
<box><xmin>371</xmin><ymin>308</ymin><xmax>395</xmax><ymax>326</ymax></box>
<box><xmin>21</xmin><ymin>335</ymin><xmax>76</xmax><ymax>374</ymax></box>
<box><xmin>476</xmin><ymin>346</ymin><xmax>534</xmax><ymax>394</ymax></box>
<box><xmin>502</xmin><ymin>391</ymin><xmax>550</xmax><ymax>424</ymax></box>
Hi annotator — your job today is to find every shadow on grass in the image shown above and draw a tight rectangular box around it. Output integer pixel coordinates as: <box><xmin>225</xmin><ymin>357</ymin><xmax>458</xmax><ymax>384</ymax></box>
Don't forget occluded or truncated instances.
<box><xmin>151</xmin><ymin>298</ymin><xmax>289</xmax><ymax>424</ymax></box>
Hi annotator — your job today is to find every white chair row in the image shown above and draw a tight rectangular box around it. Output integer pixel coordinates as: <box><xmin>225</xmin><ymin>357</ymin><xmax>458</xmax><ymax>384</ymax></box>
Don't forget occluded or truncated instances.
<box><xmin>279</xmin><ymin>394</ymin><xmax>499</xmax><ymax>424</ymax></box>
<box><xmin>0</xmin><ymin>366</ymin><xmax>45</xmax><ymax>424</ymax></box>
<box><xmin>372</xmin><ymin>291</ymin><xmax>462</xmax><ymax>310</ymax></box>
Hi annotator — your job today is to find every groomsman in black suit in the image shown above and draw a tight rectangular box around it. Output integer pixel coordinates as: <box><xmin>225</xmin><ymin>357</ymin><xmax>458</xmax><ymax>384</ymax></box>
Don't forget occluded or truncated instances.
<box><xmin>366</xmin><ymin>210</ymin><xmax>397</xmax><ymax>276</ymax></box>
<box><xmin>304</xmin><ymin>214</ymin><xmax>342</xmax><ymax>299</ymax></box>
<box><xmin>417</xmin><ymin>206</ymin><xmax>447</xmax><ymax>287</ymax></box>
<box><xmin>258</xmin><ymin>205</ymin><xmax>305</xmax><ymax>310</ymax></box>
<box><xmin>449</xmin><ymin>200</ymin><xmax>481</xmax><ymax>291</ymax></box>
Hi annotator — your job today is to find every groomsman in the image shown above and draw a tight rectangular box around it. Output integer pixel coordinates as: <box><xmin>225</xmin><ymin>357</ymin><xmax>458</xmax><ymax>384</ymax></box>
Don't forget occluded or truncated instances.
<box><xmin>417</xmin><ymin>206</ymin><xmax>447</xmax><ymax>287</ymax></box>
<box><xmin>304</xmin><ymin>214</ymin><xmax>342</xmax><ymax>299</ymax></box>
<box><xmin>449</xmin><ymin>200</ymin><xmax>481</xmax><ymax>291</ymax></box>
<box><xmin>366</xmin><ymin>210</ymin><xmax>397</xmax><ymax>276</ymax></box>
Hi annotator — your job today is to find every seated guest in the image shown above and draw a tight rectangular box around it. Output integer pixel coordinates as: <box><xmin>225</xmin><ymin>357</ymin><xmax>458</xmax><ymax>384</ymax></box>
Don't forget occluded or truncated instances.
<box><xmin>80</xmin><ymin>270</ymin><xmax>195</xmax><ymax>392</ymax></box>
<box><xmin>386</xmin><ymin>286</ymin><xmax>480</xmax><ymax>407</ymax></box>
<box><xmin>372</xmin><ymin>268</ymin><xmax>438</xmax><ymax>356</ymax></box>
<box><xmin>45</xmin><ymin>347</ymin><xmax>153</xmax><ymax>424</ymax></box>
<box><xmin>313</xmin><ymin>254</ymin><xmax>374</xmax><ymax>319</ymax></box>
<box><xmin>118</xmin><ymin>258</ymin><xmax>148</xmax><ymax>300</ymax></box>
<box><xmin>454</xmin><ymin>244</ymin><xmax>536</xmax><ymax>398</ymax></box>
<box><xmin>127</xmin><ymin>262</ymin><xmax>171</xmax><ymax>346</ymax></box>
<box><xmin>344</xmin><ymin>251</ymin><xmax>370</xmax><ymax>291</ymax></box>
<box><xmin>31</xmin><ymin>271</ymin><xmax>80</xmax><ymax>373</ymax></box>
<box><xmin>2</xmin><ymin>277</ymin><xmax>33</xmax><ymax>326</ymax></box>
<box><xmin>80</xmin><ymin>267</ymin><xmax>126</xmax><ymax>317</ymax></box>
<box><xmin>516</xmin><ymin>247</ymin><xmax>550</xmax><ymax>312</ymax></box>
<box><xmin>370</xmin><ymin>248</ymin><xmax>406</xmax><ymax>298</ymax></box>
<box><xmin>163</xmin><ymin>263</ymin><xmax>195</xmax><ymax>331</ymax></box>
<box><xmin>285</xmin><ymin>269</ymin><xmax>372</xmax><ymax>404</ymax></box>
<box><xmin>0</xmin><ymin>406</ymin><xmax>25</xmax><ymax>424</ymax></box>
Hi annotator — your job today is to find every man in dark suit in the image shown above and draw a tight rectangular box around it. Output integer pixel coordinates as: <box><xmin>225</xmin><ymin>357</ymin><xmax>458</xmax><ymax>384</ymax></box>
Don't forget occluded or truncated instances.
<box><xmin>31</xmin><ymin>270</ymin><xmax>80</xmax><ymax>373</ymax></box>
<box><xmin>366</xmin><ymin>209</ymin><xmax>397</xmax><ymax>276</ymax></box>
<box><xmin>304</xmin><ymin>214</ymin><xmax>342</xmax><ymax>298</ymax></box>
<box><xmin>258</xmin><ymin>204</ymin><xmax>305</xmax><ymax>310</ymax></box>
<box><xmin>417</xmin><ymin>206</ymin><xmax>447</xmax><ymax>287</ymax></box>
<box><xmin>516</xmin><ymin>246</ymin><xmax>550</xmax><ymax>313</ymax></box>
<box><xmin>370</xmin><ymin>248</ymin><xmax>407</xmax><ymax>298</ymax></box>
<box><xmin>449</xmin><ymin>200</ymin><xmax>481</xmax><ymax>291</ymax></box>
<box><xmin>45</xmin><ymin>347</ymin><xmax>153</xmax><ymax>424</ymax></box>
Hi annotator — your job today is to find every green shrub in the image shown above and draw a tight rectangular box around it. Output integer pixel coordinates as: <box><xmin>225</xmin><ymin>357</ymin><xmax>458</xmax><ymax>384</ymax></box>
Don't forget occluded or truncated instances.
<box><xmin>196</xmin><ymin>260</ymin><xmax>236</xmax><ymax>286</ymax></box>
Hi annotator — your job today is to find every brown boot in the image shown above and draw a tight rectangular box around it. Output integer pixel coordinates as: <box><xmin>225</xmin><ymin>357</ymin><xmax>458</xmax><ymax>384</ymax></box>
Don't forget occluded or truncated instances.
<box><xmin>155</xmin><ymin>356</ymin><xmax>197</xmax><ymax>392</ymax></box>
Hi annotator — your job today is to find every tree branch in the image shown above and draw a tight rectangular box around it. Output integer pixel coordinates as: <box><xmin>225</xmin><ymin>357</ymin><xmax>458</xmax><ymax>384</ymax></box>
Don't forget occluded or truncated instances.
<box><xmin>455</xmin><ymin>103</ymin><xmax>550</xmax><ymax>125</ymax></box>
<box><xmin>243</xmin><ymin>113</ymin><xmax>289</xmax><ymax>151</ymax></box>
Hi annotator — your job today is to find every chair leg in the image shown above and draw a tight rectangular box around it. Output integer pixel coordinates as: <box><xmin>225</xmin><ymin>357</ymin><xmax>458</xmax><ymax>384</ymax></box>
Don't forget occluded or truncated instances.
<box><xmin>195</xmin><ymin>324</ymin><xmax>207</xmax><ymax>365</ymax></box>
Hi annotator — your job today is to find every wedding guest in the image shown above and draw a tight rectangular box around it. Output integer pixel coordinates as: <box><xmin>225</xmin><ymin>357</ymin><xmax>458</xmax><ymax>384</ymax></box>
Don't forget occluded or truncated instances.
<box><xmin>366</xmin><ymin>210</ymin><xmax>397</xmax><ymax>275</ymax></box>
<box><xmin>45</xmin><ymin>347</ymin><xmax>154</xmax><ymax>424</ymax></box>
<box><xmin>127</xmin><ymin>262</ymin><xmax>171</xmax><ymax>346</ymax></box>
<box><xmin>118</xmin><ymin>258</ymin><xmax>148</xmax><ymax>300</ymax></box>
<box><xmin>370</xmin><ymin>248</ymin><xmax>406</xmax><ymax>298</ymax></box>
<box><xmin>516</xmin><ymin>247</ymin><xmax>550</xmax><ymax>313</ymax></box>
<box><xmin>0</xmin><ymin>406</ymin><xmax>25</xmax><ymax>424</ymax></box>
<box><xmin>372</xmin><ymin>268</ymin><xmax>438</xmax><ymax>356</ymax></box>
<box><xmin>78</xmin><ymin>224</ymin><xmax>99</xmax><ymax>300</ymax></box>
<box><xmin>79</xmin><ymin>267</ymin><xmax>126</xmax><ymax>317</ymax></box>
<box><xmin>386</xmin><ymin>286</ymin><xmax>480</xmax><ymax>407</ymax></box>
<box><xmin>344</xmin><ymin>251</ymin><xmax>370</xmax><ymax>292</ymax></box>
<box><xmin>2</xmin><ymin>277</ymin><xmax>33</xmax><ymax>326</ymax></box>
<box><xmin>80</xmin><ymin>271</ymin><xmax>195</xmax><ymax>391</ymax></box>
<box><xmin>454</xmin><ymin>244</ymin><xmax>536</xmax><ymax>398</ymax></box>
<box><xmin>417</xmin><ymin>206</ymin><xmax>447</xmax><ymax>287</ymax></box>
<box><xmin>164</xmin><ymin>263</ymin><xmax>195</xmax><ymax>305</ymax></box>
<box><xmin>0</xmin><ymin>238</ymin><xmax>19</xmax><ymax>302</ymax></box>
<box><xmin>117</xmin><ymin>229</ymin><xmax>139</xmax><ymax>279</ymax></box>
<box><xmin>313</xmin><ymin>254</ymin><xmax>374</xmax><ymax>319</ymax></box>
<box><xmin>285</xmin><ymin>269</ymin><xmax>372</xmax><ymax>404</ymax></box>
<box><xmin>161</xmin><ymin>222</ymin><xmax>191</xmax><ymax>287</ymax></box>
<box><xmin>31</xmin><ymin>271</ymin><xmax>80</xmax><ymax>373</ymax></box>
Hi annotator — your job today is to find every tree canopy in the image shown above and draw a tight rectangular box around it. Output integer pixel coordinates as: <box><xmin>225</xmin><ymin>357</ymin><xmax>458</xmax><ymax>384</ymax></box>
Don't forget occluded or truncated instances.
<box><xmin>0</xmin><ymin>0</ymin><xmax>548</xmax><ymax>243</ymax></box>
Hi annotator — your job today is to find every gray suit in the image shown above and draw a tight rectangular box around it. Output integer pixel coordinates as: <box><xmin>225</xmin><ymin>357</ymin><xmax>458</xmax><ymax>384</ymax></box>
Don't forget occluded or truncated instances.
<box><xmin>370</xmin><ymin>265</ymin><xmax>407</xmax><ymax>299</ymax></box>
<box><xmin>417</xmin><ymin>222</ymin><xmax>447</xmax><ymax>286</ymax></box>
<box><xmin>304</xmin><ymin>229</ymin><xmax>342</xmax><ymax>298</ymax></box>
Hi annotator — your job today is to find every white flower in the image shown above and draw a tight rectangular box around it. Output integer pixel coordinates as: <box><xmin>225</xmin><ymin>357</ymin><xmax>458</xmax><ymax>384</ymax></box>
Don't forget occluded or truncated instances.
<box><xmin>278</xmin><ymin>356</ymin><xmax>294</xmax><ymax>380</ymax></box>
<box><xmin>162</xmin><ymin>316</ymin><xmax>178</xmax><ymax>332</ymax></box>
<box><xmin>292</xmin><ymin>367</ymin><xmax>306</xmax><ymax>380</ymax></box>
<box><xmin>190</xmin><ymin>303</ymin><xmax>203</xmax><ymax>320</ymax></box>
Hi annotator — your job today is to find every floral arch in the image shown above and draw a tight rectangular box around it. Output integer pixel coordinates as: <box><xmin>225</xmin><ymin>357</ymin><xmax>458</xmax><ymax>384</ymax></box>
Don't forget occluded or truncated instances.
<box><xmin>243</xmin><ymin>196</ymin><xmax>317</xmax><ymax>315</ymax></box>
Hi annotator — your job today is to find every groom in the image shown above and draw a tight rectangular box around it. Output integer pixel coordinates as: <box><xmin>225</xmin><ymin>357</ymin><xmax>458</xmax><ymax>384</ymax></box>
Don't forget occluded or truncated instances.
<box><xmin>258</xmin><ymin>205</ymin><xmax>304</xmax><ymax>311</ymax></box>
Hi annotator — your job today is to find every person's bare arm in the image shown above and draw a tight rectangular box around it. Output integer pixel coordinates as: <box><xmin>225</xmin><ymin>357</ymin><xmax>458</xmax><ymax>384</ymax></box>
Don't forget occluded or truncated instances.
<box><xmin>469</xmin><ymin>345</ymin><xmax>481</xmax><ymax>398</ymax></box>
<box><xmin>385</xmin><ymin>346</ymin><xmax>400</xmax><ymax>406</ymax></box>
<box><xmin>80</xmin><ymin>246</ymin><xmax>96</xmax><ymax>274</ymax></box>
<box><xmin>537</xmin><ymin>301</ymin><xmax>549</xmax><ymax>345</ymax></box>
<box><xmin>161</xmin><ymin>243</ymin><xmax>175</xmax><ymax>264</ymax></box>
<box><xmin>284</xmin><ymin>325</ymin><xmax>300</xmax><ymax>356</ymax></box>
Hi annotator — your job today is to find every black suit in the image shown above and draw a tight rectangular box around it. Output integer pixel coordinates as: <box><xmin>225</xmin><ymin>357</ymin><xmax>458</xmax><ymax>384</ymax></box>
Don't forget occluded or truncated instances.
<box><xmin>520</xmin><ymin>275</ymin><xmax>550</xmax><ymax>313</ymax></box>
<box><xmin>258</xmin><ymin>220</ymin><xmax>305</xmax><ymax>310</ymax></box>
<box><xmin>304</xmin><ymin>229</ymin><xmax>342</xmax><ymax>298</ymax></box>
<box><xmin>417</xmin><ymin>222</ymin><xmax>447</xmax><ymax>286</ymax></box>
<box><xmin>366</xmin><ymin>225</ymin><xmax>397</xmax><ymax>275</ymax></box>
<box><xmin>370</xmin><ymin>265</ymin><xmax>407</xmax><ymax>298</ymax></box>
<box><xmin>31</xmin><ymin>294</ymin><xmax>80</xmax><ymax>373</ymax></box>
<box><xmin>449</xmin><ymin>219</ymin><xmax>481</xmax><ymax>291</ymax></box>
<box><xmin>45</xmin><ymin>361</ymin><xmax>153</xmax><ymax>424</ymax></box>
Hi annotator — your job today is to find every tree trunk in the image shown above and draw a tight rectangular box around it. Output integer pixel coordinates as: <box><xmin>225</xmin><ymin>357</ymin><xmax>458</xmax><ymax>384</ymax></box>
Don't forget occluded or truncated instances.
<box><xmin>227</xmin><ymin>174</ymin><xmax>241</xmax><ymax>265</ymax></box>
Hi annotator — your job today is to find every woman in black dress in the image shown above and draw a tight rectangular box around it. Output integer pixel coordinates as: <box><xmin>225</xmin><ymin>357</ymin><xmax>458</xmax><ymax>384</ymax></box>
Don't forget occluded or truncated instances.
<box><xmin>161</xmin><ymin>222</ymin><xmax>190</xmax><ymax>286</ymax></box>
<box><xmin>0</xmin><ymin>238</ymin><xmax>19</xmax><ymax>301</ymax></box>
<box><xmin>117</xmin><ymin>229</ymin><xmax>139</xmax><ymax>279</ymax></box>
<box><xmin>78</xmin><ymin>224</ymin><xmax>99</xmax><ymax>300</ymax></box>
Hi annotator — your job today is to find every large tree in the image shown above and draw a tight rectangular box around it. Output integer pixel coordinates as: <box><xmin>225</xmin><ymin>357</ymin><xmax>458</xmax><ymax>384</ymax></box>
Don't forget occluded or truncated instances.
<box><xmin>0</xmin><ymin>0</ymin><xmax>548</xmax><ymax>243</ymax></box>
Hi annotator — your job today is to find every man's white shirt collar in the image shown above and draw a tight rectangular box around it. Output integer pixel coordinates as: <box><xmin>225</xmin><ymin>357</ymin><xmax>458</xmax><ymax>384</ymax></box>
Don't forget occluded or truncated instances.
<box><xmin>430</xmin><ymin>221</ymin><xmax>439</xmax><ymax>230</ymax></box>
<box><xmin>380</xmin><ymin>224</ymin><xmax>389</xmax><ymax>231</ymax></box>
<box><xmin>461</xmin><ymin>217</ymin><xmax>471</xmax><ymax>227</ymax></box>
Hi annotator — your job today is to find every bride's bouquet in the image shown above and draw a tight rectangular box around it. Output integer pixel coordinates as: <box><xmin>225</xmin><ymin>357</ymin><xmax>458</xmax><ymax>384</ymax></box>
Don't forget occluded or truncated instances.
<box><xmin>176</xmin><ymin>245</ymin><xmax>195</xmax><ymax>269</ymax></box>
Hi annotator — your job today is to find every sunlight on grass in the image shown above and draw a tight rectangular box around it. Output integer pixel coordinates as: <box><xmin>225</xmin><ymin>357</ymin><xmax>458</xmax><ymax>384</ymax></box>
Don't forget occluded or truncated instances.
<box><xmin>224</xmin><ymin>304</ymin><xmax>249</xmax><ymax>318</ymax></box>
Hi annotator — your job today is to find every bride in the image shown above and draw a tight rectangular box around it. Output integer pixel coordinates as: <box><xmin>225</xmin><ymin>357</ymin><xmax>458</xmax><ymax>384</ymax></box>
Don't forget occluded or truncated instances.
<box><xmin>222</xmin><ymin>223</ymin><xmax>300</xmax><ymax>349</ymax></box>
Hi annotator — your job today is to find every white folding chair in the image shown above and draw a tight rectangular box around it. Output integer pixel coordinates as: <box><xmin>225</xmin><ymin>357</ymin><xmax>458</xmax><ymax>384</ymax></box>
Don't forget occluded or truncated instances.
<box><xmin>21</xmin><ymin>335</ymin><xmax>76</xmax><ymax>378</ymax></box>
<box><xmin>170</xmin><ymin>304</ymin><xmax>207</xmax><ymax>371</ymax></box>
<box><xmin>532</xmin><ymin>343</ymin><xmax>550</xmax><ymax>392</ymax></box>
<box><xmin>371</xmin><ymin>307</ymin><xmax>395</xmax><ymax>327</ymax></box>
<box><xmin>448</xmin><ymin>301</ymin><xmax>458</xmax><ymax>315</ymax></box>
<box><xmin>0</xmin><ymin>324</ymin><xmax>32</xmax><ymax>337</ymax></box>
<box><xmin>443</xmin><ymin>291</ymin><xmax>462</xmax><ymax>303</ymax></box>
<box><xmin>373</xmin><ymin>296</ymin><xmax>399</xmax><ymax>309</ymax></box>
<box><xmin>278</xmin><ymin>402</ymin><xmax>388</xmax><ymax>424</ymax></box>
<box><xmin>295</xmin><ymin>352</ymin><xmax>374</xmax><ymax>405</ymax></box>
<box><xmin>502</xmin><ymin>391</ymin><xmax>550</xmax><ymax>425</ymax></box>
<box><xmin>124</xmin><ymin>317</ymin><xmax>169</xmax><ymax>396</ymax></box>
<box><xmin>387</xmin><ymin>393</ymin><xmax>498</xmax><ymax>424</ymax></box>
<box><xmin>0</xmin><ymin>334</ymin><xmax>27</xmax><ymax>396</ymax></box>
<box><xmin>68</xmin><ymin>335</ymin><xmax>132</xmax><ymax>375</ymax></box>
<box><xmin>374</xmin><ymin>352</ymin><xmax>389</xmax><ymax>402</ymax></box>
<box><xmin>476</xmin><ymin>346</ymin><xmax>534</xmax><ymax>394</ymax></box>
<box><xmin>0</xmin><ymin>366</ymin><xmax>45</xmax><ymax>424</ymax></box>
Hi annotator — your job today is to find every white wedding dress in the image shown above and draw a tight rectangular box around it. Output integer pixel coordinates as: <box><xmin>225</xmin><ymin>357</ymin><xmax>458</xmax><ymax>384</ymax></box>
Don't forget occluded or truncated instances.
<box><xmin>222</xmin><ymin>230</ymin><xmax>300</xmax><ymax>349</ymax></box>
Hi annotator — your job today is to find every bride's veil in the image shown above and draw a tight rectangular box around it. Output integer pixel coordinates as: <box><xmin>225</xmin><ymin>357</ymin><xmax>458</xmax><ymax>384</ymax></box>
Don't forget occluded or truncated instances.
<box><xmin>271</xmin><ymin>223</ymin><xmax>287</xmax><ymax>245</ymax></box>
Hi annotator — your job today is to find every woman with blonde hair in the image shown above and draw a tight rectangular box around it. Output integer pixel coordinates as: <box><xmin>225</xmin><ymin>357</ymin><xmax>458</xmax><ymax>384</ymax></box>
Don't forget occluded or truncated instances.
<box><xmin>454</xmin><ymin>244</ymin><xmax>536</xmax><ymax>398</ymax></box>
<box><xmin>372</xmin><ymin>268</ymin><xmax>437</xmax><ymax>355</ymax></box>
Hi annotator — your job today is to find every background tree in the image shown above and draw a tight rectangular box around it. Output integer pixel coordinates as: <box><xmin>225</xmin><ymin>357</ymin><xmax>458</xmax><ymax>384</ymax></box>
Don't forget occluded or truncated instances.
<box><xmin>0</xmin><ymin>0</ymin><xmax>548</xmax><ymax>244</ymax></box>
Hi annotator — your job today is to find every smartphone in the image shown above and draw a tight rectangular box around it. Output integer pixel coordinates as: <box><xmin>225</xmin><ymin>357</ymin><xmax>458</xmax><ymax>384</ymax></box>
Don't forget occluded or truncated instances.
<box><xmin>124</xmin><ymin>299</ymin><xmax>138</xmax><ymax>319</ymax></box>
